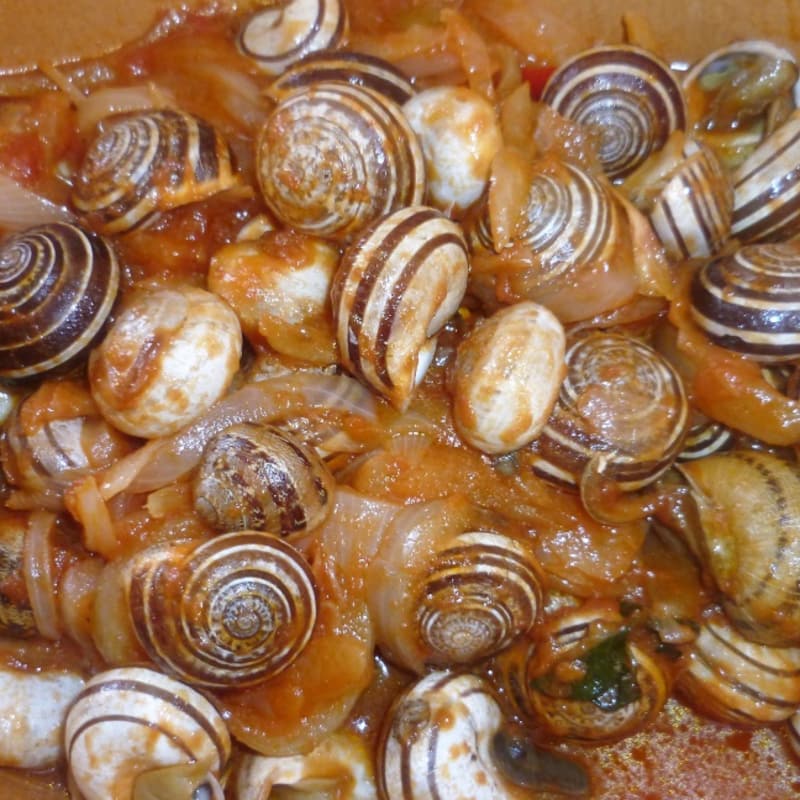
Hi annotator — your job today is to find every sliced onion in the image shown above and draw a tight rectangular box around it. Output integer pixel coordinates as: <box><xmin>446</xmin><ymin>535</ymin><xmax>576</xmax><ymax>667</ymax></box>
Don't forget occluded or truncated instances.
<box><xmin>76</xmin><ymin>83</ymin><xmax>176</xmax><ymax>133</ymax></box>
<box><xmin>59</xmin><ymin>558</ymin><xmax>104</xmax><ymax>652</ymax></box>
<box><xmin>0</xmin><ymin>173</ymin><xmax>74</xmax><ymax>231</ymax></box>
<box><xmin>65</xmin><ymin>475</ymin><xmax>118</xmax><ymax>559</ymax></box>
<box><xmin>23</xmin><ymin>511</ymin><xmax>60</xmax><ymax>640</ymax></box>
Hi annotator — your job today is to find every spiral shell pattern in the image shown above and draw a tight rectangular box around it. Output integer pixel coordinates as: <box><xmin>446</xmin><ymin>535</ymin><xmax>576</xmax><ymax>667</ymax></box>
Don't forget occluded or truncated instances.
<box><xmin>73</xmin><ymin>109</ymin><xmax>239</xmax><ymax>234</ymax></box>
<box><xmin>0</xmin><ymin>223</ymin><xmax>118</xmax><ymax>380</ymax></box>
<box><xmin>266</xmin><ymin>49</ymin><xmax>415</xmax><ymax>105</ymax></box>
<box><xmin>256</xmin><ymin>81</ymin><xmax>425</xmax><ymax>240</ymax></box>
<box><xmin>648</xmin><ymin>137</ymin><xmax>733</xmax><ymax>260</ymax></box>
<box><xmin>530</xmin><ymin>332</ymin><xmax>689</xmax><ymax>490</ymax></box>
<box><xmin>731</xmin><ymin>111</ymin><xmax>800</xmax><ymax>242</ymax></box>
<box><xmin>689</xmin><ymin>242</ymin><xmax>800</xmax><ymax>362</ymax></box>
<box><xmin>677</xmin><ymin>611</ymin><xmax>800</xmax><ymax>725</ymax></box>
<box><xmin>238</xmin><ymin>0</ymin><xmax>347</xmax><ymax>77</ymax></box>
<box><xmin>677</xmin><ymin>418</ymin><xmax>733</xmax><ymax>461</ymax></box>
<box><xmin>193</xmin><ymin>423</ymin><xmax>335</xmax><ymax>536</ymax></box>
<box><xmin>65</xmin><ymin>666</ymin><xmax>230</xmax><ymax>800</ymax></box>
<box><xmin>332</xmin><ymin>205</ymin><xmax>469</xmax><ymax>410</ymax></box>
<box><xmin>415</xmin><ymin>531</ymin><xmax>542</xmax><ymax>667</ymax></box>
<box><xmin>126</xmin><ymin>532</ymin><xmax>317</xmax><ymax>688</ymax></box>
<box><xmin>542</xmin><ymin>45</ymin><xmax>686</xmax><ymax>180</ymax></box>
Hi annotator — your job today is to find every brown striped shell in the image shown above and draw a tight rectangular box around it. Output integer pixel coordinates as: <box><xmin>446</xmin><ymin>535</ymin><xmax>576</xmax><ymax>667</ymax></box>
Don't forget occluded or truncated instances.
<box><xmin>125</xmin><ymin>532</ymin><xmax>317</xmax><ymax>688</ymax></box>
<box><xmin>731</xmin><ymin>109</ymin><xmax>800</xmax><ymax>242</ymax></box>
<box><xmin>332</xmin><ymin>205</ymin><xmax>469</xmax><ymax>410</ymax></box>
<box><xmin>677</xmin><ymin>451</ymin><xmax>800</xmax><ymax>646</ymax></box>
<box><xmin>0</xmin><ymin>513</ymin><xmax>36</xmax><ymax>636</ymax></box>
<box><xmin>65</xmin><ymin>666</ymin><xmax>231</xmax><ymax>800</ymax></box>
<box><xmin>677</xmin><ymin>610</ymin><xmax>800</xmax><ymax>725</ymax></box>
<box><xmin>529</xmin><ymin>331</ymin><xmax>690</xmax><ymax>491</ymax></box>
<box><xmin>72</xmin><ymin>109</ymin><xmax>239</xmax><ymax>235</ymax></box>
<box><xmin>689</xmin><ymin>242</ymin><xmax>800</xmax><ymax>362</ymax></box>
<box><xmin>541</xmin><ymin>45</ymin><xmax>686</xmax><ymax>180</ymax></box>
<box><xmin>256</xmin><ymin>81</ymin><xmax>425</xmax><ymax>241</ymax></box>
<box><xmin>266</xmin><ymin>49</ymin><xmax>415</xmax><ymax>105</ymax></box>
<box><xmin>238</xmin><ymin>0</ymin><xmax>348</xmax><ymax>77</ymax></box>
<box><xmin>676</xmin><ymin>417</ymin><xmax>733</xmax><ymax>461</ymax></box>
<box><xmin>0</xmin><ymin>223</ymin><xmax>119</xmax><ymax>380</ymax></box>
<box><xmin>192</xmin><ymin>423</ymin><xmax>335</xmax><ymax>536</ymax></box>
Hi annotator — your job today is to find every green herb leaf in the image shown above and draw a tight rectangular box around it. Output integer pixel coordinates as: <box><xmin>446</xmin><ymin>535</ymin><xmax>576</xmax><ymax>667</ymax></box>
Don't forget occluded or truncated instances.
<box><xmin>569</xmin><ymin>631</ymin><xmax>641</xmax><ymax>712</ymax></box>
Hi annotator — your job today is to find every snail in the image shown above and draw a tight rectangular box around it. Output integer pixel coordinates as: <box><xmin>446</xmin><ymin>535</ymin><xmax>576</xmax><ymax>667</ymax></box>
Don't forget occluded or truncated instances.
<box><xmin>65</xmin><ymin>666</ymin><xmax>231</xmax><ymax>800</ymax></box>
<box><xmin>377</xmin><ymin>670</ymin><xmax>590</xmax><ymax>799</ymax></box>
<box><xmin>124</xmin><ymin>531</ymin><xmax>318</xmax><ymax>688</ymax></box>
<box><xmin>622</xmin><ymin>131</ymin><xmax>733</xmax><ymax>261</ymax></box>
<box><xmin>676</xmin><ymin>450</ymin><xmax>800</xmax><ymax>647</ymax></box>
<box><xmin>238</xmin><ymin>0</ymin><xmax>348</xmax><ymax>77</ymax></box>
<box><xmin>789</xmin><ymin>710</ymin><xmax>800</xmax><ymax>761</ymax></box>
<box><xmin>0</xmin><ymin>512</ymin><xmax>36</xmax><ymax>636</ymax></box>
<box><xmin>192</xmin><ymin>422</ymin><xmax>335</xmax><ymax>536</ymax></box>
<box><xmin>365</xmin><ymin>495</ymin><xmax>543</xmax><ymax>674</ymax></box>
<box><xmin>402</xmin><ymin>86</ymin><xmax>502</xmax><ymax>213</ymax></box>
<box><xmin>265</xmin><ymin>48</ymin><xmax>415</xmax><ymax>105</ymax></box>
<box><xmin>0</xmin><ymin>222</ymin><xmax>119</xmax><ymax>380</ymax></box>
<box><xmin>528</xmin><ymin>331</ymin><xmax>689</xmax><ymax>507</ymax></box>
<box><xmin>676</xmin><ymin>417</ymin><xmax>734</xmax><ymax>461</ymax></box>
<box><xmin>72</xmin><ymin>109</ymin><xmax>239</xmax><ymax>235</ymax></box>
<box><xmin>88</xmin><ymin>282</ymin><xmax>243</xmax><ymax>439</ymax></box>
<box><xmin>689</xmin><ymin>241</ymin><xmax>800</xmax><ymax>362</ymax></box>
<box><xmin>451</xmin><ymin>301</ymin><xmax>566</xmax><ymax>455</ymax></box>
<box><xmin>676</xmin><ymin>608</ymin><xmax>800</xmax><ymax>725</ymax></box>
<box><xmin>491</xmin><ymin>602</ymin><xmax>671</xmax><ymax>742</ymax></box>
<box><xmin>332</xmin><ymin>205</ymin><xmax>469</xmax><ymax>411</ymax></box>
<box><xmin>541</xmin><ymin>45</ymin><xmax>687</xmax><ymax>180</ymax></box>
<box><xmin>256</xmin><ymin>81</ymin><xmax>425</xmax><ymax>241</ymax></box>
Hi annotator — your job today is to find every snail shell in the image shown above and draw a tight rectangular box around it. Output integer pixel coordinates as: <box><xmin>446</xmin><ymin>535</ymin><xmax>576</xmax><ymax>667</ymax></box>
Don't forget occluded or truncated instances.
<box><xmin>192</xmin><ymin>423</ymin><xmax>335</xmax><ymax>536</ymax></box>
<box><xmin>256</xmin><ymin>81</ymin><xmax>425</xmax><ymax>241</ymax></box>
<box><xmin>125</xmin><ymin>531</ymin><xmax>318</xmax><ymax>688</ymax></box>
<box><xmin>0</xmin><ymin>222</ymin><xmax>119</xmax><ymax>380</ymax></box>
<box><xmin>730</xmin><ymin>109</ymin><xmax>800</xmax><ymax>242</ymax></box>
<box><xmin>0</xmin><ymin>512</ymin><xmax>36</xmax><ymax>636</ymax></box>
<box><xmin>238</xmin><ymin>0</ymin><xmax>348</xmax><ymax>77</ymax></box>
<box><xmin>789</xmin><ymin>710</ymin><xmax>800</xmax><ymax>760</ymax></box>
<box><xmin>541</xmin><ymin>45</ymin><xmax>686</xmax><ymax>180</ymax></box>
<box><xmin>452</xmin><ymin>301</ymin><xmax>566</xmax><ymax>455</ymax></box>
<box><xmin>689</xmin><ymin>242</ymin><xmax>800</xmax><ymax>362</ymax></box>
<box><xmin>332</xmin><ymin>205</ymin><xmax>469</xmax><ymax>410</ymax></box>
<box><xmin>677</xmin><ymin>451</ymin><xmax>800</xmax><ymax>646</ymax></box>
<box><xmin>65</xmin><ymin>666</ymin><xmax>231</xmax><ymax>800</ymax></box>
<box><xmin>530</xmin><ymin>331</ymin><xmax>689</xmax><ymax>491</ymax></box>
<box><xmin>677</xmin><ymin>609</ymin><xmax>800</xmax><ymax>725</ymax></box>
<box><xmin>677</xmin><ymin>417</ymin><xmax>733</xmax><ymax>461</ymax></box>
<box><xmin>72</xmin><ymin>109</ymin><xmax>239</xmax><ymax>235</ymax></box>
<box><xmin>266</xmin><ymin>49</ymin><xmax>415</xmax><ymax>105</ymax></box>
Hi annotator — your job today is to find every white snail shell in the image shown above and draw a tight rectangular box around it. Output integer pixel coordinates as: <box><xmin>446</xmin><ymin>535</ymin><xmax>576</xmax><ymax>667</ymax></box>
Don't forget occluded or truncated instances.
<box><xmin>73</xmin><ymin>109</ymin><xmax>239</xmax><ymax>235</ymax></box>
<box><xmin>452</xmin><ymin>301</ymin><xmax>566</xmax><ymax>454</ymax></box>
<box><xmin>332</xmin><ymin>205</ymin><xmax>469</xmax><ymax>410</ymax></box>
<box><xmin>89</xmin><ymin>283</ymin><xmax>242</xmax><ymax>438</ymax></box>
<box><xmin>126</xmin><ymin>532</ymin><xmax>318</xmax><ymax>688</ymax></box>
<box><xmin>238</xmin><ymin>0</ymin><xmax>348</xmax><ymax>76</ymax></box>
<box><xmin>256</xmin><ymin>81</ymin><xmax>425</xmax><ymax>241</ymax></box>
<box><xmin>0</xmin><ymin>222</ymin><xmax>119</xmax><ymax>380</ymax></box>
<box><xmin>65</xmin><ymin>666</ymin><xmax>231</xmax><ymax>800</ymax></box>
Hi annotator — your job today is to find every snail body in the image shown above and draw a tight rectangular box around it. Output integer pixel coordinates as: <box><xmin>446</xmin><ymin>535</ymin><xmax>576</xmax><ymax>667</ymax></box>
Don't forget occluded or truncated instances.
<box><xmin>193</xmin><ymin>422</ymin><xmax>335</xmax><ymax>536</ymax></box>
<box><xmin>125</xmin><ymin>531</ymin><xmax>318</xmax><ymax>688</ymax></box>
<box><xmin>72</xmin><ymin>109</ymin><xmax>239</xmax><ymax>235</ymax></box>
<box><xmin>0</xmin><ymin>222</ymin><xmax>119</xmax><ymax>380</ymax></box>
<box><xmin>65</xmin><ymin>666</ymin><xmax>230</xmax><ymax>800</ymax></box>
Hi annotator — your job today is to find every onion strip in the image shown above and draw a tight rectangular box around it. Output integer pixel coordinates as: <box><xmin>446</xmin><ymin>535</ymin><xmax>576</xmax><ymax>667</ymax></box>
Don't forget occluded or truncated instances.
<box><xmin>0</xmin><ymin>173</ymin><xmax>74</xmax><ymax>230</ymax></box>
<box><xmin>23</xmin><ymin>510</ymin><xmax>60</xmax><ymax>640</ymax></box>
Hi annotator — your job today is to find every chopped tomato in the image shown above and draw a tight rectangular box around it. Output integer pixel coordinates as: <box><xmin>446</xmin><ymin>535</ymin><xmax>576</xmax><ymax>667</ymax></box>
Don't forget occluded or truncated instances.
<box><xmin>521</xmin><ymin>63</ymin><xmax>556</xmax><ymax>99</ymax></box>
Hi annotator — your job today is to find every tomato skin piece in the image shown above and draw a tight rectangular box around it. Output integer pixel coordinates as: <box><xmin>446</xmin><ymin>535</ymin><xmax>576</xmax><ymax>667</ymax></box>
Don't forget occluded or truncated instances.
<box><xmin>521</xmin><ymin>64</ymin><xmax>556</xmax><ymax>99</ymax></box>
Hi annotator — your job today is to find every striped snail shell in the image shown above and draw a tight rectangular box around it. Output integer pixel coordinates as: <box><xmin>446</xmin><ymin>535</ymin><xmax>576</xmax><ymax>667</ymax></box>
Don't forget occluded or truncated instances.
<box><xmin>0</xmin><ymin>512</ymin><xmax>36</xmax><ymax>636</ymax></box>
<box><xmin>677</xmin><ymin>417</ymin><xmax>733</xmax><ymax>461</ymax></box>
<box><xmin>65</xmin><ymin>666</ymin><xmax>231</xmax><ymax>800</ymax></box>
<box><xmin>266</xmin><ymin>49</ymin><xmax>415</xmax><ymax>105</ymax></box>
<box><xmin>256</xmin><ymin>81</ymin><xmax>426</xmax><ymax>241</ymax></box>
<box><xmin>541</xmin><ymin>45</ymin><xmax>687</xmax><ymax>180</ymax></box>
<box><xmin>332</xmin><ymin>205</ymin><xmax>469</xmax><ymax>411</ymax></box>
<box><xmin>677</xmin><ymin>609</ymin><xmax>800</xmax><ymax>725</ymax></box>
<box><xmin>238</xmin><ymin>0</ymin><xmax>348</xmax><ymax>77</ymax></box>
<box><xmin>689</xmin><ymin>242</ymin><xmax>800</xmax><ymax>362</ymax></box>
<box><xmin>192</xmin><ymin>422</ymin><xmax>335</xmax><ymax>536</ymax></box>
<box><xmin>125</xmin><ymin>531</ymin><xmax>318</xmax><ymax>688</ymax></box>
<box><xmin>730</xmin><ymin>109</ymin><xmax>800</xmax><ymax>242</ymax></box>
<box><xmin>377</xmin><ymin>670</ymin><xmax>589</xmax><ymax>800</ymax></box>
<box><xmin>529</xmin><ymin>331</ymin><xmax>690</xmax><ymax>491</ymax></box>
<box><xmin>72</xmin><ymin>109</ymin><xmax>239</xmax><ymax>235</ymax></box>
<box><xmin>0</xmin><ymin>222</ymin><xmax>119</xmax><ymax>380</ymax></box>
<box><xmin>677</xmin><ymin>451</ymin><xmax>800</xmax><ymax>647</ymax></box>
